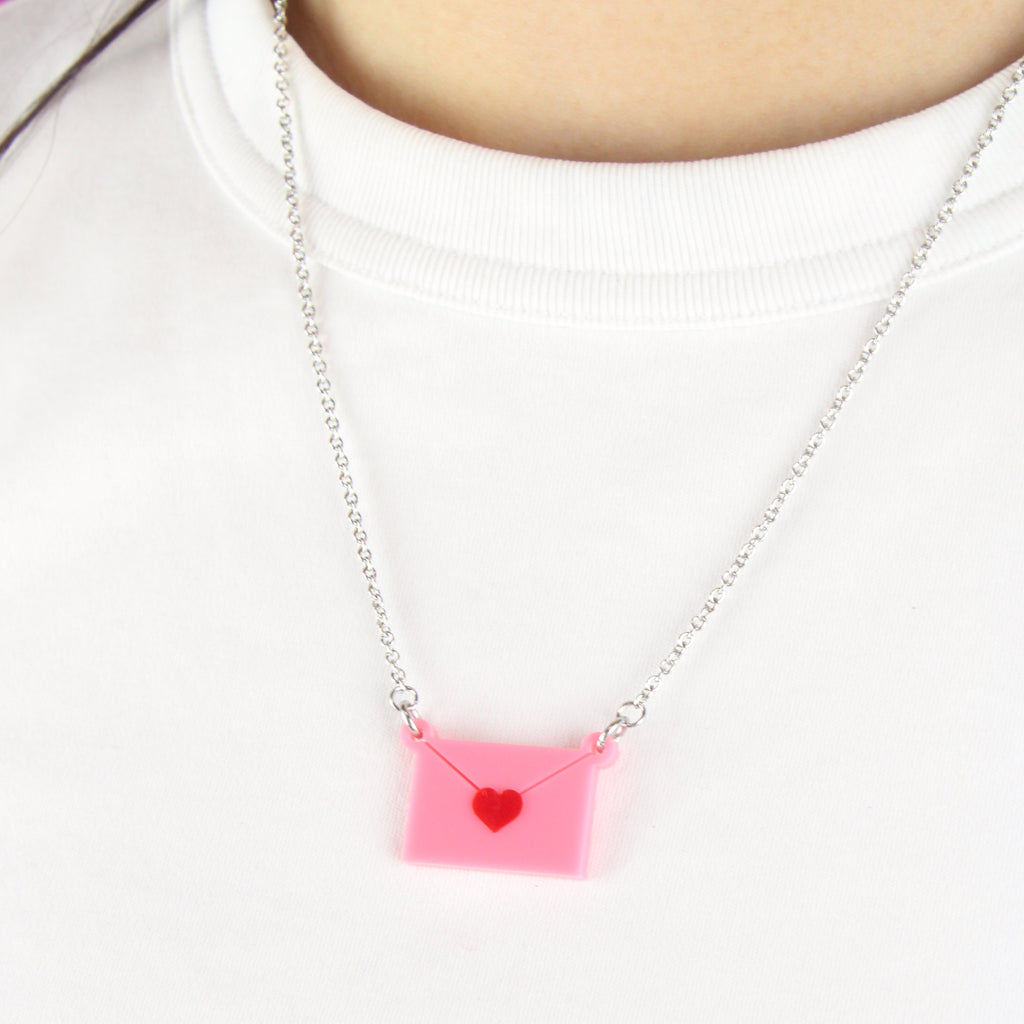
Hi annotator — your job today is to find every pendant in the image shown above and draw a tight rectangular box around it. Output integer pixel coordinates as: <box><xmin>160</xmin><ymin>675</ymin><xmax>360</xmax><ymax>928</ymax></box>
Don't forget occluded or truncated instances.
<box><xmin>400</xmin><ymin>721</ymin><xmax>618</xmax><ymax>878</ymax></box>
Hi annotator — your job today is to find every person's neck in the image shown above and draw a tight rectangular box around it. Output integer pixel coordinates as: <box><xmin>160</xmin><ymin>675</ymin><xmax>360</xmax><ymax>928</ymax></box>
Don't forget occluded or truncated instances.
<box><xmin>287</xmin><ymin>0</ymin><xmax>1024</xmax><ymax>163</ymax></box>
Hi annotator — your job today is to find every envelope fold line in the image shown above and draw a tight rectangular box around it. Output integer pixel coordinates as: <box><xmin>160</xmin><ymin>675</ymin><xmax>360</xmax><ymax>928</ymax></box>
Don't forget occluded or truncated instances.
<box><xmin>519</xmin><ymin>751</ymin><xmax>594</xmax><ymax>795</ymax></box>
<box><xmin>424</xmin><ymin>742</ymin><xmax>479</xmax><ymax>790</ymax></box>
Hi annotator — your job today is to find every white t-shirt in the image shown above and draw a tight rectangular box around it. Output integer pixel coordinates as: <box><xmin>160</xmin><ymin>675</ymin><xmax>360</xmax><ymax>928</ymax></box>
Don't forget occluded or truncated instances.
<box><xmin>2</xmin><ymin>0</ymin><xmax>1023</xmax><ymax>1019</ymax></box>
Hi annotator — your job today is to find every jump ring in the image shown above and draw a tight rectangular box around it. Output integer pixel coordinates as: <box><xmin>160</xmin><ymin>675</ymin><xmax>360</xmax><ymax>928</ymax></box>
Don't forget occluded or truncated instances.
<box><xmin>389</xmin><ymin>684</ymin><xmax>419</xmax><ymax>712</ymax></box>
<box><xmin>614</xmin><ymin>700</ymin><xmax>647</xmax><ymax>728</ymax></box>
<box><xmin>402</xmin><ymin>708</ymin><xmax>423</xmax><ymax>739</ymax></box>
<box><xmin>596</xmin><ymin>717</ymin><xmax>626</xmax><ymax>752</ymax></box>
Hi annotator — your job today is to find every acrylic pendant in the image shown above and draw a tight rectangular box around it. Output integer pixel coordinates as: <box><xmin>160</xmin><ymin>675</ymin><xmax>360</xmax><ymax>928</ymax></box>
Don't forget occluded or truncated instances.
<box><xmin>400</xmin><ymin>721</ymin><xmax>618</xmax><ymax>878</ymax></box>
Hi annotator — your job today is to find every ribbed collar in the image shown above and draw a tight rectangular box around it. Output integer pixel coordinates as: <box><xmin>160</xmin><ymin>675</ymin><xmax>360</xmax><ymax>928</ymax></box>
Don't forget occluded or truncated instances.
<box><xmin>171</xmin><ymin>0</ymin><xmax>1024</xmax><ymax>326</ymax></box>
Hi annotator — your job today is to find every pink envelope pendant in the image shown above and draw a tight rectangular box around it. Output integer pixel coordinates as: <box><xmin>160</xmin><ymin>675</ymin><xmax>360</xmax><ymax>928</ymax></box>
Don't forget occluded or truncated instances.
<box><xmin>400</xmin><ymin>721</ymin><xmax>619</xmax><ymax>879</ymax></box>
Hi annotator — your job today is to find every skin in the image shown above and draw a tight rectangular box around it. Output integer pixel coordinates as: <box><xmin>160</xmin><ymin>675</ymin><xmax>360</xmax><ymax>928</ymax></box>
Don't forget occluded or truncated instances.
<box><xmin>286</xmin><ymin>0</ymin><xmax>1024</xmax><ymax>162</ymax></box>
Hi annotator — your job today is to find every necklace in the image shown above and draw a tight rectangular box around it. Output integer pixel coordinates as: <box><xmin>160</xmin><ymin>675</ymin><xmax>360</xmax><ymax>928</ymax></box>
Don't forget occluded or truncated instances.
<box><xmin>270</xmin><ymin>0</ymin><xmax>1023</xmax><ymax>878</ymax></box>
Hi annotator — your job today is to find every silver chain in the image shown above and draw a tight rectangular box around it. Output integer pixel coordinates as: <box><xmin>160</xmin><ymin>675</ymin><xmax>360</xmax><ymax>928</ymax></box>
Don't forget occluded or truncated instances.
<box><xmin>272</xmin><ymin>0</ymin><xmax>418</xmax><ymax>734</ymax></box>
<box><xmin>595</xmin><ymin>62</ymin><xmax>1024</xmax><ymax>747</ymax></box>
<box><xmin>271</xmin><ymin>0</ymin><xmax>1023</xmax><ymax>746</ymax></box>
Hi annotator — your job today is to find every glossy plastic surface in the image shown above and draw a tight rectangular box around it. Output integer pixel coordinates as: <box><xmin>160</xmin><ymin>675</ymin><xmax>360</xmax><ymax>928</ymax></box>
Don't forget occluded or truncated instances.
<box><xmin>400</xmin><ymin>721</ymin><xmax>618</xmax><ymax>878</ymax></box>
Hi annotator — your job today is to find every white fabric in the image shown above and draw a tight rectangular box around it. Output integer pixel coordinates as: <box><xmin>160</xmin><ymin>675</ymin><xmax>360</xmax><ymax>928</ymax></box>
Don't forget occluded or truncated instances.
<box><xmin>2</xmin><ymin>0</ymin><xmax>1023</xmax><ymax>1018</ymax></box>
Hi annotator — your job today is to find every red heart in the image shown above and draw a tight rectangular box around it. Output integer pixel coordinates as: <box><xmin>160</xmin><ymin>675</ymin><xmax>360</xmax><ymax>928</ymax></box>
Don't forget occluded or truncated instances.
<box><xmin>472</xmin><ymin>788</ymin><xmax>523</xmax><ymax>832</ymax></box>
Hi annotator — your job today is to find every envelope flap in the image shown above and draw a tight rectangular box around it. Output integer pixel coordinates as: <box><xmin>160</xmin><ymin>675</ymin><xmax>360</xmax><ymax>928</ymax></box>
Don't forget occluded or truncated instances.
<box><xmin>428</xmin><ymin>735</ymin><xmax>590</xmax><ymax>793</ymax></box>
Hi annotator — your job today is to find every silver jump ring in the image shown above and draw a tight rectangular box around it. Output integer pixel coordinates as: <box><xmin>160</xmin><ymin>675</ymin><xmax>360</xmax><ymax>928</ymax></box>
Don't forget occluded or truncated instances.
<box><xmin>389</xmin><ymin>683</ymin><xmax>419</xmax><ymax>712</ymax></box>
<box><xmin>596</xmin><ymin>718</ymin><xmax>626</xmax><ymax>752</ymax></box>
<box><xmin>402</xmin><ymin>708</ymin><xmax>423</xmax><ymax>739</ymax></box>
<box><xmin>596</xmin><ymin>699</ymin><xmax>647</xmax><ymax>751</ymax></box>
<box><xmin>615</xmin><ymin>700</ymin><xmax>647</xmax><ymax>728</ymax></box>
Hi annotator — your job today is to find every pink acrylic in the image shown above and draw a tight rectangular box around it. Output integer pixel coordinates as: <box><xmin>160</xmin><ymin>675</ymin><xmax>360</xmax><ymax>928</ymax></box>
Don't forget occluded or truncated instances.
<box><xmin>400</xmin><ymin>721</ymin><xmax>618</xmax><ymax>879</ymax></box>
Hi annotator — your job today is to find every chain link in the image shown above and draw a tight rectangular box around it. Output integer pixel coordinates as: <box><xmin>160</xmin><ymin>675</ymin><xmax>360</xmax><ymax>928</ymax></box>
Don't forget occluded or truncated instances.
<box><xmin>271</xmin><ymin>0</ymin><xmax>1022</xmax><ymax>742</ymax></box>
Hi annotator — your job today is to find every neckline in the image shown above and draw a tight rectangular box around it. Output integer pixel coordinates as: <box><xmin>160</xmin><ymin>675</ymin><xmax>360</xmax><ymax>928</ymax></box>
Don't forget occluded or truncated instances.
<box><xmin>171</xmin><ymin>0</ymin><xmax>1024</xmax><ymax>326</ymax></box>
